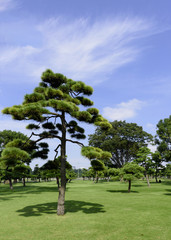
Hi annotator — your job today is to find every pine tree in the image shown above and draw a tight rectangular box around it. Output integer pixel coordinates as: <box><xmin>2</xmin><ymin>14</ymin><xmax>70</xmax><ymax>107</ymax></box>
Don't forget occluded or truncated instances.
<box><xmin>2</xmin><ymin>69</ymin><xmax>111</xmax><ymax>215</ymax></box>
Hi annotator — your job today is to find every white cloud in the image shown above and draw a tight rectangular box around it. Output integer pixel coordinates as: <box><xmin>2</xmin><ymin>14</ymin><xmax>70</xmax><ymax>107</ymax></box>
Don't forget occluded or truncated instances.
<box><xmin>103</xmin><ymin>99</ymin><xmax>145</xmax><ymax>121</ymax></box>
<box><xmin>0</xmin><ymin>0</ymin><xmax>15</xmax><ymax>12</ymax></box>
<box><xmin>0</xmin><ymin>17</ymin><xmax>156</xmax><ymax>84</ymax></box>
<box><xmin>0</xmin><ymin>46</ymin><xmax>40</xmax><ymax>65</ymax></box>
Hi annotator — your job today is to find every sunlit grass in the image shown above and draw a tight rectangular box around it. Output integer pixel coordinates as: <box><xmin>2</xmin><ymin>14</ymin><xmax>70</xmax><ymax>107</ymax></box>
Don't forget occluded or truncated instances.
<box><xmin>0</xmin><ymin>179</ymin><xmax>171</xmax><ymax>240</ymax></box>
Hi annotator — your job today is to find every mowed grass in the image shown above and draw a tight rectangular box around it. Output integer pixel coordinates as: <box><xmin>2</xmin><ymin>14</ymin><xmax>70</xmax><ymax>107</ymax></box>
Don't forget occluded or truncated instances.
<box><xmin>0</xmin><ymin>179</ymin><xmax>171</xmax><ymax>240</ymax></box>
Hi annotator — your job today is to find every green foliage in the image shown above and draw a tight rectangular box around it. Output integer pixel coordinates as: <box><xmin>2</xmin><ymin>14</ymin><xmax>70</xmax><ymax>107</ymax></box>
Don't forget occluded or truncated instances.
<box><xmin>42</xmin><ymin>122</ymin><xmax>55</xmax><ymax>130</ymax></box>
<box><xmin>89</xmin><ymin>120</ymin><xmax>152</xmax><ymax>168</ymax></box>
<box><xmin>134</xmin><ymin>147</ymin><xmax>153</xmax><ymax>172</ymax></box>
<box><xmin>91</xmin><ymin>159</ymin><xmax>105</xmax><ymax>171</ymax></box>
<box><xmin>156</xmin><ymin>115</ymin><xmax>171</xmax><ymax>143</ymax></box>
<box><xmin>1</xmin><ymin>147</ymin><xmax>30</xmax><ymax>166</ymax></box>
<box><xmin>120</xmin><ymin>162</ymin><xmax>145</xmax><ymax>181</ymax></box>
<box><xmin>26</xmin><ymin>124</ymin><xmax>40</xmax><ymax>130</ymax></box>
<box><xmin>87</xmin><ymin>108</ymin><xmax>99</xmax><ymax>115</ymax></box>
<box><xmin>23</xmin><ymin>92</ymin><xmax>45</xmax><ymax>104</ymax></box>
<box><xmin>165</xmin><ymin>164</ymin><xmax>171</xmax><ymax>177</ymax></box>
<box><xmin>0</xmin><ymin>130</ymin><xmax>28</xmax><ymax>153</ymax></box>
<box><xmin>81</xmin><ymin>146</ymin><xmax>111</xmax><ymax>161</ymax></box>
<box><xmin>155</xmin><ymin>115</ymin><xmax>171</xmax><ymax>163</ymax></box>
<box><xmin>41</xmin><ymin>69</ymin><xmax>67</xmax><ymax>88</ymax></box>
<box><xmin>66</xmin><ymin>169</ymin><xmax>77</xmax><ymax>182</ymax></box>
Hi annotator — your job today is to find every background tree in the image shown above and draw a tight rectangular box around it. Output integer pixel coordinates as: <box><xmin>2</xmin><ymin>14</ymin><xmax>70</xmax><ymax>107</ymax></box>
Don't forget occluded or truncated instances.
<box><xmin>134</xmin><ymin>146</ymin><xmax>154</xmax><ymax>187</ymax></box>
<box><xmin>81</xmin><ymin>146</ymin><xmax>111</xmax><ymax>183</ymax></box>
<box><xmin>164</xmin><ymin>163</ymin><xmax>171</xmax><ymax>179</ymax></box>
<box><xmin>32</xmin><ymin>164</ymin><xmax>41</xmax><ymax>182</ymax></box>
<box><xmin>91</xmin><ymin>160</ymin><xmax>105</xmax><ymax>183</ymax></box>
<box><xmin>66</xmin><ymin>169</ymin><xmax>77</xmax><ymax>182</ymax></box>
<box><xmin>119</xmin><ymin>163</ymin><xmax>145</xmax><ymax>192</ymax></box>
<box><xmin>155</xmin><ymin>115</ymin><xmax>171</xmax><ymax>163</ymax></box>
<box><xmin>82</xmin><ymin>168</ymin><xmax>88</xmax><ymax>180</ymax></box>
<box><xmin>89</xmin><ymin>120</ymin><xmax>152</xmax><ymax>168</ymax></box>
<box><xmin>2</xmin><ymin>69</ymin><xmax>111</xmax><ymax>215</ymax></box>
<box><xmin>151</xmin><ymin>151</ymin><xmax>164</xmax><ymax>183</ymax></box>
<box><xmin>0</xmin><ymin>147</ymin><xmax>30</xmax><ymax>189</ymax></box>
<box><xmin>13</xmin><ymin>164</ymin><xmax>31</xmax><ymax>186</ymax></box>
<box><xmin>41</xmin><ymin>157</ymin><xmax>72</xmax><ymax>188</ymax></box>
<box><xmin>0</xmin><ymin>130</ymin><xmax>28</xmax><ymax>155</ymax></box>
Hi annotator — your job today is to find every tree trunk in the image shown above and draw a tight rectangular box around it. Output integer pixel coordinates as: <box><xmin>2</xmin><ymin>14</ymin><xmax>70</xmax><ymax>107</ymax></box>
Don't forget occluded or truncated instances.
<box><xmin>95</xmin><ymin>172</ymin><xmax>99</xmax><ymax>183</ymax></box>
<box><xmin>146</xmin><ymin>174</ymin><xmax>150</xmax><ymax>187</ymax></box>
<box><xmin>56</xmin><ymin>176</ymin><xmax>60</xmax><ymax>189</ymax></box>
<box><xmin>128</xmin><ymin>180</ymin><xmax>131</xmax><ymax>193</ymax></box>
<box><xmin>23</xmin><ymin>178</ymin><xmax>26</xmax><ymax>187</ymax></box>
<box><xmin>57</xmin><ymin>111</ymin><xmax>66</xmax><ymax>216</ymax></box>
<box><xmin>155</xmin><ymin>171</ymin><xmax>158</xmax><ymax>183</ymax></box>
<box><xmin>9</xmin><ymin>179</ymin><xmax>13</xmax><ymax>190</ymax></box>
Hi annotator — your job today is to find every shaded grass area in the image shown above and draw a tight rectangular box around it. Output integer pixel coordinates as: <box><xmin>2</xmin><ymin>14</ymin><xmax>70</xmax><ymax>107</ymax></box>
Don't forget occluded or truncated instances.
<box><xmin>0</xmin><ymin>180</ymin><xmax>171</xmax><ymax>240</ymax></box>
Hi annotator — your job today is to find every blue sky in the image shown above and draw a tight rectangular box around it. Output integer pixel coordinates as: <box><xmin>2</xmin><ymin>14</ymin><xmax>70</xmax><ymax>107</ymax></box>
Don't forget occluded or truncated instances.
<box><xmin>0</xmin><ymin>0</ymin><xmax>171</xmax><ymax>169</ymax></box>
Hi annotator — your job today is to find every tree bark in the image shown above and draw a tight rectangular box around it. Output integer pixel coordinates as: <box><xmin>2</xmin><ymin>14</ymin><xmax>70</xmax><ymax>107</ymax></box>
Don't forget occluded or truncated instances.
<box><xmin>56</xmin><ymin>176</ymin><xmax>60</xmax><ymax>189</ymax></box>
<box><xmin>9</xmin><ymin>179</ymin><xmax>13</xmax><ymax>190</ymax></box>
<box><xmin>146</xmin><ymin>174</ymin><xmax>150</xmax><ymax>187</ymax></box>
<box><xmin>95</xmin><ymin>171</ymin><xmax>99</xmax><ymax>183</ymax></box>
<box><xmin>155</xmin><ymin>171</ymin><xmax>158</xmax><ymax>183</ymax></box>
<box><xmin>23</xmin><ymin>178</ymin><xmax>26</xmax><ymax>187</ymax></box>
<box><xmin>57</xmin><ymin>112</ymin><xmax>66</xmax><ymax>216</ymax></box>
<box><xmin>128</xmin><ymin>180</ymin><xmax>131</xmax><ymax>193</ymax></box>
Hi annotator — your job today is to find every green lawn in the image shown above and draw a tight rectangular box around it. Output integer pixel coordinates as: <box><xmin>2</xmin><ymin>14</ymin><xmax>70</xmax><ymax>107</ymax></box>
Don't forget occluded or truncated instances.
<box><xmin>0</xmin><ymin>179</ymin><xmax>171</xmax><ymax>240</ymax></box>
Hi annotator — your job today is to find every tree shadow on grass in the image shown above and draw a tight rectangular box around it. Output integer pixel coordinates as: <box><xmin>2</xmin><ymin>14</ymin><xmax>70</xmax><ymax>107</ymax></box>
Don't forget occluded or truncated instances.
<box><xmin>0</xmin><ymin>195</ymin><xmax>25</xmax><ymax>201</ymax></box>
<box><xmin>150</xmin><ymin>181</ymin><xmax>171</xmax><ymax>186</ymax></box>
<box><xmin>164</xmin><ymin>189</ymin><xmax>171</xmax><ymax>196</ymax></box>
<box><xmin>132</xmin><ymin>184</ymin><xmax>144</xmax><ymax>187</ymax></box>
<box><xmin>0</xmin><ymin>185</ymin><xmax>60</xmax><ymax>197</ymax></box>
<box><xmin>162</xmin><ymin>181</ymin><xmax>171</xmax><ymax>186</ymax></box>
<box><xmin>107</xmin><ymin>189</ymin><xmax>139</xmax><ymax>194</ymax></box>
<box><xmin>16</xmin><ymin>200</ymin><xmax>105</xmax><ymax>217</ymax></box>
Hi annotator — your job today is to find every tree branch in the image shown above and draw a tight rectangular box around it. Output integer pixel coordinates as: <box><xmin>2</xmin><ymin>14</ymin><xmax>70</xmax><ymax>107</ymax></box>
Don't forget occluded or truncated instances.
<box><xmin>54</xmin><ymin>144</ymin><xmax>61</xmax><ymax>159</ymax></box>
<box><xmin>66</xmin><ymin>138</ymin><xmax>84</xmax><ymax>147</ymax></box>
<box><xmin>32</xmin><ymin>132</ymin><xmax>62</xmax><ymax>143</ymax></box>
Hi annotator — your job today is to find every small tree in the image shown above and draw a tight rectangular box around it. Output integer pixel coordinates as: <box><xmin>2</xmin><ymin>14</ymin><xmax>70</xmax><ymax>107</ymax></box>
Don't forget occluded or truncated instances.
<box><xmin>151</xmin><ymin>151</ymin><xmax>164</xmax><ymax>183</ymax></box>
<box><xmin>32</xmin><ymin>164</ymin><xmax>42</xmax><ymax>182</ymax></box>
<box><xmin>0</xmin><ymin>130</ymin><xmax>28</xmax><ymax>154</ymax></box>
<box><xmin>0</xmin><ymin>147</ymin><xmax>30</xmax><ymax>189</ymax></box>
<box><xmin>81</xmin><ymin>146</ymin><xmax>111</xmax><ymax>183</ymax></box>
<box><xmin>119</xmin><ymin>163</ymin><xmax>145</xmax><ymax>192</ymax></box>
<box><xmin>82</xmin><ymin>168</ymin><xmax>88</xmax><ymax>180</ymax></box>
<box><xmin>66</xmin><ymin>169</ymin><xmax>77</xmax><ymax>182</ymax></box>
<box><xmin>91</xmin><ymin>159</ymin><xmax>105</xmax><ymax>183</ymax></box>
<box><xmin>13</xmin><ymin>164</ymin><xmax>31</xmax><ymax>186</ymax></box>
<box><xmin>41</xmin><ymin>157</ymin><xmax>72</xmax><ymax>188</ymax></box>
<box><xmin>134</xmin><ymin>147</ymin><xmax>153</xmax><ymax>187</ymax></box>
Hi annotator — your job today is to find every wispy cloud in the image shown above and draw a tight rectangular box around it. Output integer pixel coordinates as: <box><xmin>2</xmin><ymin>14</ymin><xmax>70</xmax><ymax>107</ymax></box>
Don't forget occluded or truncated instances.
<box><xmin>0</xmin><ymin>17</ymin><xmax>156</xmax><ymax>84</ymax></box>
<box><xmin>103</xmin><ymin>99</ymin><xmax>145</xmax><ymax>121</ymax></box>
<box><xmin>0</xmin><ymin>0</ymin><xmax>15</xmax><ymax>12</ymax></box>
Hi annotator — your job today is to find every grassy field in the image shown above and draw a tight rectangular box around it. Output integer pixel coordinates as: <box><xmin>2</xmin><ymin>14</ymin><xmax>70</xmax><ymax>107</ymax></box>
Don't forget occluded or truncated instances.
<box><xmin>0</xmin><ymin>179</ymin><xmax>171</xmax><ymax>240</ymax></box>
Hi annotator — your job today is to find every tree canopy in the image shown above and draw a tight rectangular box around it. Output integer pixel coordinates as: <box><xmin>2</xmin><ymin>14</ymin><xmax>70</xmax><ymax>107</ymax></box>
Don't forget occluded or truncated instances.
<box><xmin>0</xmin><ymin>130</ymin><xmax>28</xmax><ymax>154</ymax></box>
<box><xmin>155</xmin><ymin>115</ymin><xmax>171</xmax><ymax>162</ymax></box>
<box><xmin>89</xmin><ymin>120</ymin><xmax>152</xmax><ymax>168</ymax></box>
